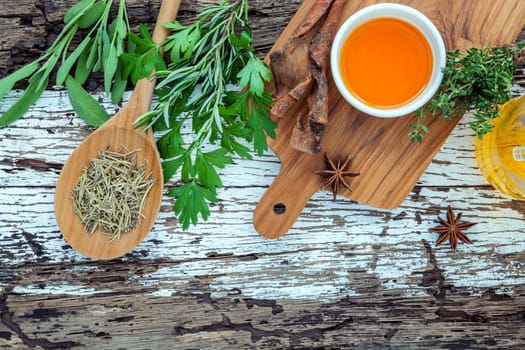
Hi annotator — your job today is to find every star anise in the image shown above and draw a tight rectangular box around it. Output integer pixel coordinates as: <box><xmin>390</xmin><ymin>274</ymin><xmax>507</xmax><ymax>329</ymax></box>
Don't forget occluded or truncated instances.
<box><xmin>315</xmin><ymin>153</ymin><xmax>360</xmax><ymax>200</ymax></box>
<box><xmin>429</xmin><ymin>205</ymin><xmax>477</xmax><ymax>251</ymax></box>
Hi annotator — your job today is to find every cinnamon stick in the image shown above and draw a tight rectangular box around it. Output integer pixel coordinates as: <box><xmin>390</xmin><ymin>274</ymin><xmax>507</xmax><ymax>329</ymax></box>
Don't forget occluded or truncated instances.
<box><xmin>289</xmin><ymin>0</ymin><xmax>346</xmax><ymax>154</ymax></box>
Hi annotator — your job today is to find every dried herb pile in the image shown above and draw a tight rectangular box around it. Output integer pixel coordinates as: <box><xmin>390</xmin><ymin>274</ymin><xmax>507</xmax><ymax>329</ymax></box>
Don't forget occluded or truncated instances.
<box><xmin>72</xmin><ymin>146</ymin><xmax>155</xmax><ymax>241</ymax></box>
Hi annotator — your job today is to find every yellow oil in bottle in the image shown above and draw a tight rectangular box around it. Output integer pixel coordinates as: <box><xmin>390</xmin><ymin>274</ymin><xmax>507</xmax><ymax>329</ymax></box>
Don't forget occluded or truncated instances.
<box><xmin>475</xmin><ymin>96</ymin><xmax>525</xmax><ymax>199</ymax></box>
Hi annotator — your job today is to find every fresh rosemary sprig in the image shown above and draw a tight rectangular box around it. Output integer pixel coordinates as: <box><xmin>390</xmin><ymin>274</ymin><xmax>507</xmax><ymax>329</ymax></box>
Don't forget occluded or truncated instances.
<box><xmin>410</xmin><ymin>44</ymin><xmax>522</xmax><ymax>143</ymax></box>
<box><xmin>132</xmin><ymin>0</ymin><xmax>275</xmax><ymax>229</ymax></box>
<box><xmin>0</xmin><ymin>0</ymin><xmax>130</xmax><ymax>127</ymax></box>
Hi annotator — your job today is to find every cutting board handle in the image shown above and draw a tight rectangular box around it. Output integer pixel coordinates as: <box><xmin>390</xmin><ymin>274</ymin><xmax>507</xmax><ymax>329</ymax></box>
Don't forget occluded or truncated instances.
<box><xmin>253</xmin><ymin>160</ymin><xmax>322</xmax><ymax>239</ymax></box>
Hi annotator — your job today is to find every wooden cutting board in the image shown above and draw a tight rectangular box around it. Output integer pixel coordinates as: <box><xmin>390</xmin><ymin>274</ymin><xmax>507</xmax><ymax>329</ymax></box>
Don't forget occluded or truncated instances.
<box><xmin>253</xmin><ymin>0</ymin><xmax>525</xmax><ymax>239</ymax></box>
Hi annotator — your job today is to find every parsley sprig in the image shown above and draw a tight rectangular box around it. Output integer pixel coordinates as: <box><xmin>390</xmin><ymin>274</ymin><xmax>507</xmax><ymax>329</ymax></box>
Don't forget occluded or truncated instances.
<box><xmin>131</xmin><ymin>0</ymin><xmax>275</xmax><ymax>229</ymax></box>
<box><xmin>410</xmin><ymin>44</ymin><xmax>522</xmax><ymax>143</ymax></box>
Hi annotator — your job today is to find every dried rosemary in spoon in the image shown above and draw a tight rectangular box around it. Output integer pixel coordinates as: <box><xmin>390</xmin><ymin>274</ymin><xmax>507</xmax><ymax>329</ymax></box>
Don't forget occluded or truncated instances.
<box><xmin>72</xmin><ymin>145</ymin><xmax>155</xmax><ymax>242</ymax></box>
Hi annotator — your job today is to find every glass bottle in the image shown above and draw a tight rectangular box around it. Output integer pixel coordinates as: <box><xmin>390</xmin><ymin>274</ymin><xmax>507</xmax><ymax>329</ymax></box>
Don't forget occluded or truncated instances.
<box><xmin>475</xmin><ymin>95</ymin><xmax>525</xmax><ymax>199</ymax></box>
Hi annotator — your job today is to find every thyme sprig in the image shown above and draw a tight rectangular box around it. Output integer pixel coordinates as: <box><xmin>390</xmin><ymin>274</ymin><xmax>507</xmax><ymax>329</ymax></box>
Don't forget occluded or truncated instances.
<box><xmin>131</xmin><ymin>0</ymin><xmax>275</xmax><ymax>229</ymax></box>
<box><xmin>410</xmin><ymin>43</ymin><xmax>524</xmax><ymax>143</ymax></box>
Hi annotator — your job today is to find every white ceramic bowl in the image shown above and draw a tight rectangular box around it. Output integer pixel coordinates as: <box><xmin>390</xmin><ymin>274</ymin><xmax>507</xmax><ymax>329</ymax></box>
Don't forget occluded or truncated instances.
<box><xmin>330</xmin><ymin>3</ymin><xmax>446</xmax><ymax>118</ymax></box>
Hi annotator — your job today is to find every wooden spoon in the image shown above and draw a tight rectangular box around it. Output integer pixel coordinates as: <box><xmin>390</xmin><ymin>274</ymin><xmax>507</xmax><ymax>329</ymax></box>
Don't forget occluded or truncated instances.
<box><xmin>54</xmin><ymin>0</ymin><xmax>181</xmax><ymax>260</ymax></box>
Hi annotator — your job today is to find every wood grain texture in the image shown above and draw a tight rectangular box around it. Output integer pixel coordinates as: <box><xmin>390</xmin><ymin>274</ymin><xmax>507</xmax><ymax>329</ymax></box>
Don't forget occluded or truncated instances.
<box><xmin>1</xmin><ymin>283</ymin><xmax>525</xmax><ymax>349</ymax></box>
<box><xmin>1</xmin><ymin>1</ymin><xmax>525</xmax><ymax>349</ymax></box>
<box><xmin>253</xmin><ymin>0</ymin><xmax>525</xmax><ymax>239</ymax></box>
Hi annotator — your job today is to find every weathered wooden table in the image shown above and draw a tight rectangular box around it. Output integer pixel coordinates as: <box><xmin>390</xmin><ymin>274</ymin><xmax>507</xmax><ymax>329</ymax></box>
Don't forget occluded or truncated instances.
<box><xmin>1</xmin><ymin>1</ymin><xmax>525</xmax><ymax>349</ymax></box>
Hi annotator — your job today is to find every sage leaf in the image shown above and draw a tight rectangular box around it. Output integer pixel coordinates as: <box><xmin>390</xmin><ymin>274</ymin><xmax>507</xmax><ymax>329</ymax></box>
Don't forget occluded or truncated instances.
<box><xmin>0</xmin><ymin>61</ymin><xmax>39</xmax><ymax>100</ymax></box>
<box><xmin>65</xmin><ymin>75</ymin><xmax>109</xmax><ymax>126</ymax></box>
<box><xmin>56</xmin><ymin>36</ymin><xmax>92</xmax><ymax>85</ymax></box>
<box><xmin>0</xmin><ymin>72</ymin><xmax>48</xmax><ymax>127</ymax></box>
<box><xmin>34</xmin><ymin>38</ymin><xmax>68</xmax><ymax>91</ymax></box>
<box><xmin>64</xmin><ymin>0</ymin><xmax>95</xmax><ymax>24</ymax></box>
<box><xmin>75</xmin><ymin>44</ymin><xmax>94</xmax><ymax>84</ymax></box>
<box><xmin>111</xmin><ymin>65</ymin><xmax>127</xmax><ymax>105</ymax></box>
<box><xmin>93</xmin><ymin>32</ymin><xmax>104</xmax><ymax>72</ymax></box>
<box><xmin>104</xmin><ymin>47</ymin><xmax>119</xmax><ymax>95</ymax></box>
<box><xmin>78</xmin><ymin>1</ymin><xmax>106</xmax><ymax>29</ymax></box>
<box><xmin>110</xmin><ymin>16</ymin><xmax>127</xmax><ymax>41</ymax></box>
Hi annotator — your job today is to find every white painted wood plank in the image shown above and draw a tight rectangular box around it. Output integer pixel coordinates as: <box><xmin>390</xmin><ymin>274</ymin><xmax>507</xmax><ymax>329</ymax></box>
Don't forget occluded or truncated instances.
<box><xmin>0</xmin><ymin>90</ymin><xmax>495</xmax><ymax>187</ymax></box>
<box><xmin>1</xmin><ymin>183</ymin><xmax>524</xmax><ymax>299</ymax></box>
<box><xmin>1</xmin><ymin>90</ymin><xmax>525</xmax><ymax>301</ymax></box>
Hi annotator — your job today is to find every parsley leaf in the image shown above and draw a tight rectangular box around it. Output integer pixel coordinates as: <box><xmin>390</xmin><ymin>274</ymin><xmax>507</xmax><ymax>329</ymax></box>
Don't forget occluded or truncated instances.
<box><xmin>237</xmin><ymin>56</ymin><xmax>271</xmax><ymax>96</ymax></box>
<box><xmin>168</xmin><ymin>180</ymin><xmax>218</xmax><ymax>230</ymax></box>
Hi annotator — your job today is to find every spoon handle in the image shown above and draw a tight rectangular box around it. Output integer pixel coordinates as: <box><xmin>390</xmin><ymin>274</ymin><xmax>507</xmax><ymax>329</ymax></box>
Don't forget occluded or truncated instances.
<box><xmin>152</xmin><ymin>0</ymin><xmax>182</xmax><ymax>44</ymax></box>
<box><xmin>117</xmin><ymin>0</ymin><xmax>182</xmax><ymax>129</ymax></box>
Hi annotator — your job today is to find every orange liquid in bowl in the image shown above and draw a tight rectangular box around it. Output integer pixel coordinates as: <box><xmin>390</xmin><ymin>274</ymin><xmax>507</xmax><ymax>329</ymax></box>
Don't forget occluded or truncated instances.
<box><xmin>340</xmin><ymin>17</ymin><xmax>433</xmax><ymax>109</ymax></box>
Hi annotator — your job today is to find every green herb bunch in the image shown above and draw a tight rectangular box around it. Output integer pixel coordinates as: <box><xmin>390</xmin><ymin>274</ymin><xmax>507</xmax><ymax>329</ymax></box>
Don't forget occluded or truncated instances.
<box><xmin>0</xmin><ymin>0</ymin><xmax>130</xmax><ymax>127</ymax></box>
<box><xmin>130</xmin><ymin>0</ymin><xmax>275</xmax><ymax>229</ymax></box>
<box><xmin>410</xmin><ymin>44</ymin><xmax>522</xmax><ymax>143</ymax></box>
<box><xmin>0</xmin><ymin>0</ymin><xmax>274</xmax><ymax>230</ymax></box>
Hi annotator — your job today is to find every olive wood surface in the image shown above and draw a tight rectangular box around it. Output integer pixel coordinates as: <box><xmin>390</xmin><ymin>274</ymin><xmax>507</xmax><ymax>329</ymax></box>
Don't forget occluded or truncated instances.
<box><xmin>53</xmin><ymin>0</ymin><xmax>181</xmax><ymax>260</ymax></box>
<box><xmin>254</xmin><ymin>0</ymin><xmax>525</xmax><ymax>239</ymax></box>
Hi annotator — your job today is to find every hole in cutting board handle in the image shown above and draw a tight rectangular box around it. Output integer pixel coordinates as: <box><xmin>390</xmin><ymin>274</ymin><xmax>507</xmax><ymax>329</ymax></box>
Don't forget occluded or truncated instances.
<box><xmin>273</xmin><ymin>202</ymin><xmax>286</xmax><ymax>215</ymax></box>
